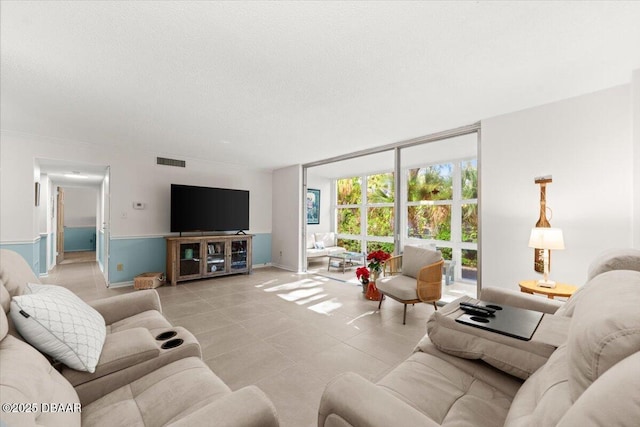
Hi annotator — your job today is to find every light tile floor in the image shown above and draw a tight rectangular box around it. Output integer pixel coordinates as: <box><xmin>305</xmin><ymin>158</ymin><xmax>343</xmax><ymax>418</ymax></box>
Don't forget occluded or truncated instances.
<box><xmin>43</xmin><ymin>263</ymin><xmax>437</xmax><ymax>427</ymax></box>
<box><xmin>309</xmin><ymin>257</ymin><xmax>478</xmax><ymax>303</ymax></box>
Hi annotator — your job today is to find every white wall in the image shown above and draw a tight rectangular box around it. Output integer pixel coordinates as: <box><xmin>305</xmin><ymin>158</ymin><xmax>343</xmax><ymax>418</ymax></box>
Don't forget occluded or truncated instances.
<box><xmin>0</xmin><ymin>132</ymin><xmax>273</xmax><ymax>242</ymax></box>
<box><xmin>63</xmin><ymin>187</ymin><xmax>97</xmax><ymax>227</ymax></box>
<box><xmin>272</xmin><ymin>165</ymin><xmax>302</xmax><ymax>271</ymax></box>
<box><xmin>633</xmin><ymin>69</ymin><xmax>640</xmax><ymax>249</ymax></box>
<box><xmin>481</xmin><ymin>84</ymin><xmax>633</xmax><ymax>289</ymax></box>
<box><xmin>37</xmin><ymin>175</ymin><xmax>50</xmax><ymax>233</ymax></box>
<box><xmin>306</xmin><ymin>171</ymin><xmax>332</xmax><ymax>234</ymax></box>
<box><xmin>401</xmin><ymin>133</ymin><xmax>477</xmax><ymax>168</ymax></box>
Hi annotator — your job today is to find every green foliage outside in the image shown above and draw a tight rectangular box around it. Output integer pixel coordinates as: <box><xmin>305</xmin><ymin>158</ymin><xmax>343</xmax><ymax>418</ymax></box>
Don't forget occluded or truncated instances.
<box><xmin>461</xmin><ymin>204</ymin><xmax>478</xmax><ymax>243</ymax></box>
<box><xmin>407</xmin><ymin>164</ymin><xmax>453</xmax><ymax>202</ymax></box>
<box><xmin>461</xmin><ymin>161</ymin><xmax>478</xmax><ymax>244</ymax></box>
<box><xmin>338</xmin><ymin>238</ymin><xmax>361</xmax><ymax>253</ymax></box>
<box><xmin>367</xmin><ymin>207</ymin><xmax>394</xmax><ymax>237</ymax></box>
<box><xmin>367</xmin><ymin>241</ymin><xmax>395</xmax><ymax>254</ymax></box>
<box><xmin>337</xmin><ymin>177</ymin><xmax>361</xmax><ymax>205</ymax></box>
<box><xmin>406</xmin><ymin>164</ymin><xmax>453</xmax><ymax>241</ymax></box>
<box><xmin>462</xmin><ymin>249</ymin><xmax>478</xmax><ymax>268</ymax></box>
<box><xmin>337</xmin><ymin>208</ymin><xmax>360</xmax><ymax>234</ymax></box>
<box><xmin>336</xmin><ymin>163</ymin><xmax>477</xmax><ymax>269</ymax></box>
<box><xmin>407</xmin><ymin>205</ymin><xmax>451</xmax><ymax>240</ymax></box>
<box><xmin>438</xmin><ymin>247</ymin><xmax>452</xmax><ymax>260</ymax></box>
<box><xmin>461</xmin><ymin>160</ymin><xmax>478</xmax><ymax>199</ymax></box>
<box><xmin>367</xmin><ymin>172</ymin><xmax>394</xmax><ymax>203</ymax></box>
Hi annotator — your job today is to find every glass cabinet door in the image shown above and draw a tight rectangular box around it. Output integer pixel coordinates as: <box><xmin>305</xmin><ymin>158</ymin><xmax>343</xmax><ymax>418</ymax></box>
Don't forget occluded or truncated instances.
<box><xmin>179</xmin><ymin>242</ymin><xmax>201</xmax><ymax>277</ymax></box>
<box><xmin>205</xmin><ymin>240</ymin><xmax>227</xmax><ymax>275</ymax></box>
<box><xmin>230</xmin><ymin>239</ymin><xmax>248</xmax><ymax>272</ymax></box>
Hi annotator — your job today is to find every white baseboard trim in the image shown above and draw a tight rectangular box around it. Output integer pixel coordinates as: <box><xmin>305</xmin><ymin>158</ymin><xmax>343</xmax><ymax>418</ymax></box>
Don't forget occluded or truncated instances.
<box><xmin>108</xmin><ymin>281</ymin><xmax>134</xmax><ymax>288</ymax></box>
<box><xmin>252</xmin><ymin>263</ymin><xmax>273</xmax><ymax>269</ymax></box>
<box><xmin>270</xmin><ymin>263</ymin><xmax>304</xmax><ymax>273</ymax></box>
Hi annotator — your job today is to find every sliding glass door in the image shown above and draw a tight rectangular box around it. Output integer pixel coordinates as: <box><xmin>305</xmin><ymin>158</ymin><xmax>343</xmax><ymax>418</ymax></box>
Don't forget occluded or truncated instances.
<box><xmin>303</xmin><ymin>123</ymin><xmax>480</xmax><ymax>298</ymax></box>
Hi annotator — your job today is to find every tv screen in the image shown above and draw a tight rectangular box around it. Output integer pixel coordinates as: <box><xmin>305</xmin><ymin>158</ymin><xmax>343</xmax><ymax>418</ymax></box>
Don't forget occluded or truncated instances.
<box><xmin>171</xmin><ymin>184</ymin><xmax>249</xmax><ymax>232</ymax></box>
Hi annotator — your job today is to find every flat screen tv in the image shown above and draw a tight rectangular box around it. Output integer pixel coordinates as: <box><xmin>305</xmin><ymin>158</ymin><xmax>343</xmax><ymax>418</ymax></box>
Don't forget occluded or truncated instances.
<box><xmin>171</xmin><ymin>184</ymin><xmax>249</xmax><ymax>233</ymax></box>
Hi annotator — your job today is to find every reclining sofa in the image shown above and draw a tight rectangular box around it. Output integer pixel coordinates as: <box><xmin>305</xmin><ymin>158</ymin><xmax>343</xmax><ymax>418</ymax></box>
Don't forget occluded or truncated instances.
<box><xmin>319</xmin><ymin>249</ymin><xmax>640</xmax><ymax>426</ymax></box>
<box><xmin>0</xmin><ymin>249</ymin><xmax>279</xmax><ymax>426</ymax></box>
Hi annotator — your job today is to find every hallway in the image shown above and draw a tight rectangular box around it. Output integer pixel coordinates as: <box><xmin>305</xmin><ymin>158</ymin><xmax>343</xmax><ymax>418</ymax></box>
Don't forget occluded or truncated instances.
<box><xmin>42</xmin><ymin>259</ymin><xmax>129</xmax><ymax>302</ymax></box>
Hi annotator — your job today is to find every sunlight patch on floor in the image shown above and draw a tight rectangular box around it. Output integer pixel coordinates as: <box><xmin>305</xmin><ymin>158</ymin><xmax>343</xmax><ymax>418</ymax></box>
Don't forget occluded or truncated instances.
<box><xmin>263</xmin><ymin>278</ymin><xmax>322</xmax><ymax>292</ymax></box>
<box><xmin>295</xmin><ymin>293</ymin><xmax>328</xmax><ymax>306</ymax></box>
<box><xmin>254</xmin><ymin>278</ymin><xmax>279</xmax><ymax>288</ymax></box>
<box><xmin>308</xmin><ymin>298</ymin><xmax>343</xmax><ymax>315</ymax></box>
<box><xmin>277</xmin><ymin>286</ymin><xmax>324</xmax><ymax>302</ymax></box>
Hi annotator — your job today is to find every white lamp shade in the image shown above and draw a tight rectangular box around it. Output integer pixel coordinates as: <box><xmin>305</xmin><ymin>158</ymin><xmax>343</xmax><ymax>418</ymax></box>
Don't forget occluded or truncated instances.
<box><xmin>528</xmin><ymin>227</ymin><xmax>565</xmax><ymax>250</ymax></box>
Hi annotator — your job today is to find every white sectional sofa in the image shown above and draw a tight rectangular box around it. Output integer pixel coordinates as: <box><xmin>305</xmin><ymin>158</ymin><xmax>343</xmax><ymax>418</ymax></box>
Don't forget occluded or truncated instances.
<box><xmin>306</xmin><ymin>232</ymin><xmax>347</xmax><ymax>261</ymax></box>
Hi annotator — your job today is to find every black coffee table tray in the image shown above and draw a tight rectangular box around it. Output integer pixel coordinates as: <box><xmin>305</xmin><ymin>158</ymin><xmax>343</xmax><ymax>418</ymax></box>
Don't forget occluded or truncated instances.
<box><xmin>455</xmin><ymin>301</ymin><xmax>544</xmax><ymax>341</ymax></box>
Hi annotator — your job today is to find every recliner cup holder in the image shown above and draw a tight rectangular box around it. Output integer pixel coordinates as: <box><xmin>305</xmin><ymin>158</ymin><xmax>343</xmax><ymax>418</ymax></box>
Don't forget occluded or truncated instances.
<box><xmin>161</xmin><ymin>338</ymin><xmax>184</xmax><ymax>349</ymax></box>
<box><xmin>470</xmin><ymin>316</ymin><xmax>490</xmax><ymax>323</ymax></box>
<box><xmin>155</xmin><ymin>331</ymin><xmax>177</xmax><ymax>341</ymax></box>
<box><xmin>485</xmin><ymin>304</ymin><xmax>502</xmax><ymax>310</ymax></box>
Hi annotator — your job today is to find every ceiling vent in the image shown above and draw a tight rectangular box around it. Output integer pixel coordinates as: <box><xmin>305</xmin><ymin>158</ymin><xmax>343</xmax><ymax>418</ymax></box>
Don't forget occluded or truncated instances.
<box><xmin>157</xmin><ymin>157</ymin><xmax>186</xmax><ymax>168</ymax></box>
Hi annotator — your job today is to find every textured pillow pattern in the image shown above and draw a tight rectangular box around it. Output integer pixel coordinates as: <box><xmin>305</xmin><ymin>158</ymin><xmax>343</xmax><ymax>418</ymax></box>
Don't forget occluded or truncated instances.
<box><xmin>10</xmin><ymin>283</ymin><xmax>106</xmax><ymax>372</ymax></box>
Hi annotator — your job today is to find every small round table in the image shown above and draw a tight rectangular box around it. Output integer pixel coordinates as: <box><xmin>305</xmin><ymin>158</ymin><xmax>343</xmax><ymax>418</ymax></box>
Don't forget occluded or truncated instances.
<box><xmin>518</xmin><ymin>280</ymin><xmax>578</xmax><ymax>299</ymax></box>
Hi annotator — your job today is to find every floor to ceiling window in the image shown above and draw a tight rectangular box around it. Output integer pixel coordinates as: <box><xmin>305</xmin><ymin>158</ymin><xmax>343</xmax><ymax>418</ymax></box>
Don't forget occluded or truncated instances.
<box><xmin>304</xmin><ymin>124</ymin><xmax>480</xmax><ymax>299</ymax></box>
<box><xmin>404</xmin><ymin>158</ymin><xmax>478</xmax><ymax>285</ymax></box>
<box><xmin>336</xmin><ymin>176</ymin><xmax>363</xmax><ymax>252</ymax></box>
<box><xmin>336</xmin><ymin>172</ymin><xmax>395</xmax><ymax>254</ymax></box>
<box><xmin>335</xmin><ymin>158</ymin><xmax>476</xmax><ymax>276</ymax></box>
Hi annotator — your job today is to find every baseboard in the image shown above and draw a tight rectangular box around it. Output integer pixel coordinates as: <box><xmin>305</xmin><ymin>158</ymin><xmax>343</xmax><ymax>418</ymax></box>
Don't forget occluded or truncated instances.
<box><xmin>270</xmin><ymin>262</ymin><xmax>301</xmax><ymax>272</ymax></box>
<box><xmin>252</xmin><ymin>263</ymin><xmax>273</xmax><ymax>269</ymax></box>
<box><xmin>108</xmin><ymin>281</ymin><xmax>134</xmax><ymax>288</ymax></box>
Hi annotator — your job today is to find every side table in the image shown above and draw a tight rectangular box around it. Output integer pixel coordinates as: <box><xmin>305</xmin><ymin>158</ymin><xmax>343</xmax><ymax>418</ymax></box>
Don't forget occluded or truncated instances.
<box><xmin>518</xmin><ymin>280</ymin><xmax>578</xmax><ymax>299</ymax></box>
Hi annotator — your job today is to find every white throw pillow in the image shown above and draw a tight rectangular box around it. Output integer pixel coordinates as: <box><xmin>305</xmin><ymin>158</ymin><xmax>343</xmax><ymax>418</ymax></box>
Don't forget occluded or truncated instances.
<box><xmin>10</xmin><ymin>283</ymin><xmax>106</xmax><ymax>372</ymax></box>
<box><xmin>315</xmin><ymin>241</ymin><xmax>326</xmax><ymax>249</ymax></box>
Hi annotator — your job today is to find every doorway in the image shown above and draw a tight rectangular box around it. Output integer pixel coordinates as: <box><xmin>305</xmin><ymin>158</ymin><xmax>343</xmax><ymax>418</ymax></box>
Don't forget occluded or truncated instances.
<box><xmin>36</xmin><ymin>159</ymin><xmax>110</xmax><ymax>285</ymax></box>
<box><xmin>56</xmin><ymin>187</ymin><xmax>65</xmax><ymax>265</ymax></box>
<box><xmin>57</xmin><ymin>186</ymin><xmax>99</xmax><ymax>265</ymax></box>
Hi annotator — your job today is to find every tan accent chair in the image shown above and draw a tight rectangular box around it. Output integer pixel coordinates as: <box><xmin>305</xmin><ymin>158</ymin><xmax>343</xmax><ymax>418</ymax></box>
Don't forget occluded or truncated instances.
<box><xmin>376</xmin><ymin>245</ymin><xmax>443</xmax><ymax>324</ymax></box>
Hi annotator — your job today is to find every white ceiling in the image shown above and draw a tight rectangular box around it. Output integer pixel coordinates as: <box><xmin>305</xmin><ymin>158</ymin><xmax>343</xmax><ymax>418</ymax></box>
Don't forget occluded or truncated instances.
<box><xmin>37</xmin><ymin>158</ymin><xmax>107</xmax><ymax>187</ymax></box>
<box><xmin>2</xmin><ymin>1</ymin><xmax>640</xmax><ymax>171</ymax></box>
